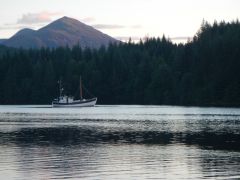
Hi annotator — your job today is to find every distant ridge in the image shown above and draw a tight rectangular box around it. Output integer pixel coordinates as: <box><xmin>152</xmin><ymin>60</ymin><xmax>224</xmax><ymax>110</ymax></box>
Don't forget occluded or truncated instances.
<box><xmin>0</xmin><ymin>39</ymin><xmax>6</xmax><ymax>44</ymax></box>
<box><xmin>1</xmin><ymin>16</ymin><xmax>118</xmax><ymax>49</ymax></box>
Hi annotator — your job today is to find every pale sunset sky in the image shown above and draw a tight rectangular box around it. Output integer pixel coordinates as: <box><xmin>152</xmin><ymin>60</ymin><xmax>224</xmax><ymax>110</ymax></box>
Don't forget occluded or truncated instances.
<box><xmin>0</xmin><ymin>0</ymin><xmax>240</xmax><ymax>42</ymax></box>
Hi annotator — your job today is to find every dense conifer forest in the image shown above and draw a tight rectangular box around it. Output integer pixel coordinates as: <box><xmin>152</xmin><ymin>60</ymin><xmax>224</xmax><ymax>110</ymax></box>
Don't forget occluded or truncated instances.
<box><xmin>0</xmin><ymin>21</ymin><xmax>240</xmax><ymax>106</ymax></box>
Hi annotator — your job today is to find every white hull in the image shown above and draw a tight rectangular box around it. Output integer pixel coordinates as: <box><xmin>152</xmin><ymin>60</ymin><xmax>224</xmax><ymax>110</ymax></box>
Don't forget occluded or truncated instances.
<box><xmin>52</xmin><ymin>98</ymin><xmax>97</xmax><ymax>108</ymax></box>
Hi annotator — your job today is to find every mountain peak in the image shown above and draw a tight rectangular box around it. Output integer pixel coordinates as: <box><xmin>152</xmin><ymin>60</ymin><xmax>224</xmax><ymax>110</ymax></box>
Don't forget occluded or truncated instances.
<box><xmin>2</xmin><ymin>17</ymin><xmax>118</xmax><ymax>49</ymax></box>
<box><xmin>59</xmin><ymin>16</ymin><xmax>75</xmax><ymax>21</ymax></box>
<box><xmin>40</xmin><ymin>16</ymin><xmax>86</xmax><ymax>31</ymax></box>
<box><xmin>54</xmin><ymin>16</ymin><xmax>80</xmax><ymax>25</ymax></box>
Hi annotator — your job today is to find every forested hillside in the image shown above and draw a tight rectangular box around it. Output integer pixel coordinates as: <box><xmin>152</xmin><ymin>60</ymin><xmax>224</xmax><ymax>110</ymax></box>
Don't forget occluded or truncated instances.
<box><xmin>0</xmin><ymin>21</ymin><xmax>240</xmax><ymax>106</ymax></box>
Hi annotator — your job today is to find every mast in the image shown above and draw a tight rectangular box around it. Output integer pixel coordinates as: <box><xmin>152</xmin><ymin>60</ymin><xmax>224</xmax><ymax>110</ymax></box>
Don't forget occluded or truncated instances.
<box><xmin>80</xmin><ymin>76</ymin><xmax>83</xmax><ymax>100</ymax></box>
<box><xmin>59</xmin><ymin>79</ymin><xmax>62</xmax><ymax>97</ymax></box>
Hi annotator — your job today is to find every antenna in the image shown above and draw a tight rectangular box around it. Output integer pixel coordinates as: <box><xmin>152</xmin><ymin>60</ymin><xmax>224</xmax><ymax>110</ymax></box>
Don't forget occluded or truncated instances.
<box><xmin>80</xmin><ymin>76</ymin><xmax>83</xmax><ymax>100</ymax></box>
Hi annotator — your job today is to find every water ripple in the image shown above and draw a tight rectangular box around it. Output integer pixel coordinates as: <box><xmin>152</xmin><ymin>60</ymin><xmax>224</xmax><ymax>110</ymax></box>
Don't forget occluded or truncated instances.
<box><xmin>0</xmin><ymin>105</ymin><xmax>240</xmax><ymax>179</ymax></box>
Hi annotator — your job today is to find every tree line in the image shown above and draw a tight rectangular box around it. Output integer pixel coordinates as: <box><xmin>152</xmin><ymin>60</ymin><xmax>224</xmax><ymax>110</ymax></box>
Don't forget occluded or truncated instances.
<box><xmin>0</xmin><ymin>20</ymin><xmax>240</xmax><ymax>106</ymax></box>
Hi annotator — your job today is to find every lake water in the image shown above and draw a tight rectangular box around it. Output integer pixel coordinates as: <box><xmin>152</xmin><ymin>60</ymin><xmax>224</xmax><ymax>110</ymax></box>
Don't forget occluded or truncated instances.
<box><xmin>0</xmin><ymin>105</ymin><xmax>240</xmax><ymax>179</ymax></box>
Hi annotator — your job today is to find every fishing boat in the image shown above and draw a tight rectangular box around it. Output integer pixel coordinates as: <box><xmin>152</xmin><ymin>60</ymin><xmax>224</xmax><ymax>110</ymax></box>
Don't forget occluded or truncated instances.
<box><xmin>52</xmin><ymin>77</ymin><xmax>97</xmax><ymax>107</ymax></box>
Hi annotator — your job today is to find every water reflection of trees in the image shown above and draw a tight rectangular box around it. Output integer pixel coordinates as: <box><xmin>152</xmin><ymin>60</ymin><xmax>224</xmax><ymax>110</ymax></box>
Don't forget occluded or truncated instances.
<box><xmin>0</xmin><ymin>127</ymin><xmax>239</xmax><ymax>151</ymax></box>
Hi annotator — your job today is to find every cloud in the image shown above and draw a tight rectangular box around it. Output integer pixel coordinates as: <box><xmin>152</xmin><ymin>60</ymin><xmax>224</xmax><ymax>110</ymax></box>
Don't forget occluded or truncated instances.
<box><xmin>170</xmin><ymin>36</ymin><xmax>191</xmax><ymax>41</ymax></box>
<box><xmin>0</xmin><ymin>11</ymin><xmax>62</xmax><ymax>33</ymax></box>
<box><xmin>92</xmin><ymin>24</ymin><xmax>126</xmax><ymax>29</ymax></box>
<box><xmin>115</xmin><ymin>36</ymin><xmax>141</xmax><ymax>42</ymax></box>
<box><xmin>80</xmin><ymin>17</ymin><xmax>96</xmax><ymax>23</ymax></box>
<box><xmin>131</xmin><ymin>25</ymin><xmax>142</xmax><ymax>29</ymax></box>
<box><xmin>0</xmin><ymin>26</ymin><xmax>14</xmax><ymax>30</ymax></box>
<box><xmin>92</xmin><ymin>24</ymin><xmax>142</xmax><ymax>30</ymax></box>
<box><xmin>17</xmin><ymin>11</ymin><xmax>62</xmax><ymax>24</ymax></box>
<box><xmin>0</xmin><ymin>24</ymin><xmax>32</xmax><ymax>30</ymax></box>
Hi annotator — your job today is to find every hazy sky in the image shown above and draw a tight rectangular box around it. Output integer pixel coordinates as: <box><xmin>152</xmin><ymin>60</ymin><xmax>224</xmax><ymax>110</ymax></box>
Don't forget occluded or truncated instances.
<box><xmin>0</xmin><ymin>0</ymin><xmax>240</xmax><ymax>42</ymax></box>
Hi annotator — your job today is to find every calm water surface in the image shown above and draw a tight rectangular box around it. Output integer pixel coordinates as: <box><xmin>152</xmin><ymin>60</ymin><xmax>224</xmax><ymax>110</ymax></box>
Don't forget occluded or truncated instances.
<box><xmin>0</xmin><ymin>105</ymin><xmax>240</xmax><ymax>179</ymax></box>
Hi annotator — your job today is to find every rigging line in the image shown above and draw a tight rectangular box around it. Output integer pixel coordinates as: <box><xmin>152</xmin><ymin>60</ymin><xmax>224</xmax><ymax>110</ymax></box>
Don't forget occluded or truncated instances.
<box><xmin>82</xmin><ymin>84</ymin><xmax>95</xmax><ymax>98</ymax></box>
